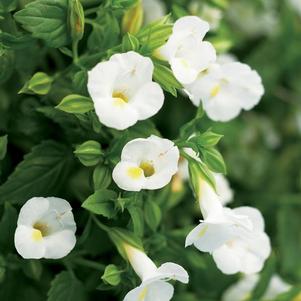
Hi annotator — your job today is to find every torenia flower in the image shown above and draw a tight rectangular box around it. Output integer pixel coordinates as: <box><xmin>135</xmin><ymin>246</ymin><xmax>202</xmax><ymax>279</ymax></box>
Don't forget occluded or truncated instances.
<box><xmin>222</xmin><ymin>274</ymin><xmax>291</xmax><ymax>301</ymax></box>
<box><xmin>184</xmin><ymin>62</ymin><xmax>264</xmax><ymax>122</ymax></box>
<box><xmin>186</xmin><ymin>201</ymin><xmax>271</xmax><ymax>274</ymax></box>
<box><xmin>158</xmin><ymin>16</ymin><xmax>216</xmax><ymax>85</ymax></box>
<box><xmin>88</xmin><ymin>51</ymin><xmax>164</xmax><ymax>130</ymax></box>
<box><xmin>123</xmin><ymin>243</ymin><xmax>189</xmax><ymax>301</ymax></box>
<box><xmin>142</xmin><ymin>0</ymin><xmax>166</xmax><ymax>24</ymax></box>
<box><xmin>113</xmin><ymin>135</ymin><xmax>179</xmax><ymax>191</ymax></box>
<box><xmin>14</xmin><ymin>197</ymin><xmax>76</xmax><ymax>259</ymax></box>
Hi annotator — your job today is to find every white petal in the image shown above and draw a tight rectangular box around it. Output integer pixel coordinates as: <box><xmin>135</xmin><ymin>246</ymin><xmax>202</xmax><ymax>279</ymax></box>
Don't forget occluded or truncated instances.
<box><xmin>94</xmin><ymin>97</ymin><xmax>139</xmax><ymax>130</ymax></box>
<box><xmin>17</xmin><ymin>197</ymin><xmax>49</xmax><ymax>226</ymax></box>
<box><xmin>263</xmin><ymin>275</ymin><xmax>291</xmax><ymax>300</ymax></box>
<box><xmin>112</xmin><ymin>162</ymin><xmax>146</xmax><ymax>192</ymax></box>
<box><xmin>131</xmin><ymin>82</ymin><xmax>164</xmax><ymax>120</ymax></box>
<box><xmin>121</xmin><ymin>138</ymin><xmax>157</xmax><ymax>163</ymax></box>
<box><xmin>214</xmin><ymin>174</ymin><xmax>233</xmax><ymax>205</ymax></box>
<box><xmin>43</xmin><ymin>229</ymin><xmax>76</xmax><ymax>259</ymax></box>
<box><xmin>156</xmin><ymin>262</ymin><xmax>189</xmax><ymax>284</ymax></box>
<box><xmin>87</xmin><ymin>61</ymin><xmax>118</xmax><ymax>99</ymax></box>
<box><xmin>124</xmin><ymin>244</ymin><xmax>158</xmax><ymax>281</ymax></box>
<box><xmin>222</xmin><ymin>274</ymin><xmax>259</xmax><ymax>301</ymax></box>
<box><xmin>232</xmin><ymin>206</ymin><xmax>265</xmax><ymax>232</ymax></box>
<box><xmin>212</xmin><ymin>245</ymin><xmax>242</xmax><ymax>275</ymax></box>
<box><xmin>239</xmin><ymin>232</ymin><xmax>271</xmax><ymax>274</ymax></box>
<box><xmin>173</xmin><ymin>16</ymin><xmax>210</xmax><ymax>40</ymax></box>
<box><xmin>170</xmin><ymin>57</ymin><xmax>199</xmax><ymax>85</ymax></box>
<box><xmin>143</xmin><ymin>0</ymin><xmax>166</xmax><ymax>25</ymax></box>
<box><xmin>123</xmin><ymin>281</ymin><xmax>174</xmax><ymax>301</ymax></box>
<box><xmin>14</xmin><ymin>225</ymin><xmax>46</xmax><ymax>259</ymax></box>
<box><xmin>185</xmin><ymin>222</ymin><xmax>234</xmax><ymax>252</ymax></box>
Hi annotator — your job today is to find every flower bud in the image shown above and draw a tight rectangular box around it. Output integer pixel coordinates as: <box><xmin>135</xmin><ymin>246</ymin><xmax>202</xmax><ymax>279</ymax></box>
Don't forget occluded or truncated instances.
<box><xmin>69</xmin><ymin>0</ymin><xmax>85</xmax><ymax>43</ymax></box>
<box><xmin>122</xmin><ymin>1</ymin><xmax>143</xmax><ymax>35</ymax></box>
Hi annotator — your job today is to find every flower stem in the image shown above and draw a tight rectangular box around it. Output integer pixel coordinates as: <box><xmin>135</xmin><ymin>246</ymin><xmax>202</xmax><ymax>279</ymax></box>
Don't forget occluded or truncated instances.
<box><xmin>73</xmin><ymin>258</ymin><xmax>105</xmax><ymax>271</ymax></box>
<box><xmin>91</xmin><ymin>214</ymin><xmax>110</xmax><ymax>232</ymax></box>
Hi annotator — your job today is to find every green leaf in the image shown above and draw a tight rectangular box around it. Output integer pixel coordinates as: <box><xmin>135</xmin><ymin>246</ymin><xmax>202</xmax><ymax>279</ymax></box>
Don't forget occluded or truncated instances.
<box><xmin>101</xmin><ymin>264</ymin><xmax>122</xmax><ymax>286</ymax></box>
<box><xmin>0</xmin><ymin>31</ymin><xmax>34</xmax><ymax>49</ymax></box>
<box><xmin>0</xmin><ymin>0</ymin><xmax>17</xmax><ymax>12</ymax></box>
<box><xmin>0</xmin><ymin>141</ymin><xmax>73</xmax><ymax>204</ymax></box>
<box><xmin>0</xmin><ymin>135</ymin><xmax>7</xmax><ymax>160</ymax></box>
<box><xmin>56</xmin><ymin>94</ymin><xmax>94</xmax><ymax>114</ymax></box>
<box><xmin>0</xmin><ymin>203</ymin><xmax>17</xmax><ymax>253</ymax></box>
<box><xmin>0</xmin><ymin>48</ymin><xmax>14</xmax><ymax>84</ymax></box>
<box><xmin>14</xmin><ymin>0</ymin><xmax>71</xmax><ymax>48</ymax></box>
<box><xmin>47</xmin><ymin>271</ymin><xmax>88</xmax><ymax>301</ymax></box>
<box><xmin>19</xmin><ymin>72</ymin><xmax>53</xmax><ymax>95</ymax></box>
<box><xmin>201</xmin><ymin>147</ymin><xmax>226</xmax><ymax>174</ymax></box>
<box><xmin>108</xmin><ymin>0</ymin><xmax>139</xmax><ymax>9</ymax></box>
<box><xmin>74</xmin><ymin>140</ymin><xmax>102</xmax><ymax>167</ymax></box>
<box><xmin>82</xmin><ymin>189</ymin><xmax>117</xmax><ymax>218</ymax></box>
<box><xmin>122</xmin><ymin>32</ymin><xmax>140</xmax><ymax>52</ymax></box>
<box><xmin>153</xmin><ymin>61</ymin><xmax>182</xmax><ymax>96</ymax></box>
<box><xmin>93</xmin><ymin>165</ymin><xmax>112</xmax><ymax>190</ymax></box>
<box><xmin>191</xmin><ymin>131</ymin><xmax>223</xmax><ymax>147</ymax></box>
<box><xmin>144</xmin><ymin>200</ymin><xmax>162</xmax><ymax>232</ymax></box>
<box><xmin>137</xmin><ymin>16</ymin><xmax>172</xmax><ymax>51</ymax></box>
<box><xmin>273</xmin><ymin>286</ymin><xmax>301</xmax><ymax>301</ymax></box>
<box><xmin>127</xmin><ymin>205</ymin><xmax>144</xmax><ymax>237</ymax></box>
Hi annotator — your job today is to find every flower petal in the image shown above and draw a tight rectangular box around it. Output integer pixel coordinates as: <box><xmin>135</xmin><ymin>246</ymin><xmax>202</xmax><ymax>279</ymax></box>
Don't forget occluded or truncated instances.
<box><xmin>43</xmin><ymin>229</ymin><xmax>76</xmax><ymax>259</ymax></box>
<box><xmin>112</xmin><ymin>161</ymin><xmax>146</xmax><ymax>191</ymax></box>
<box><xmin>131</xmin><ymin>82</ymin><xmax>164</xmax><ymax>120</ymax></box>
<box><xmin>14</xmin><ymin>225</ymin><xmax>46</xmax><ymax>259</ymax></box>
<box><xmin>156</xmin><ymin>262</ymin><xmax>189</xmax><ymax>284</ymax></box>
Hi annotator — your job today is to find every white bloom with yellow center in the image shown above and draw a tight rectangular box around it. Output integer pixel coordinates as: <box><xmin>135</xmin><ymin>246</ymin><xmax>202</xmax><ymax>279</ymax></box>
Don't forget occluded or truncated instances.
<box><xmin>123</xmin><ymin>244</ymin><xmax>189</xmax><ymax>301</ymax></box>
<box><xmin>184</xmin><ymin>62</ymin><xmax>264</xmax><ymax>122</ymax></box>
<box><xmin>186</xmin><ymin>196</ymin><xmax>271</xmax><ymax>274</ymax></box>
<box><xmin>158</xmin><ymin>16</ymin><xmax>216</xmax><ymax>85</ymax></box>
<box><xmin>113</xmin><ymin>135</ymin><xmax>180</xmax><ymax>191</ymax></box>
<box><xmin>14</xmin><ymin>197</ymin><xmax>76</xmax><ymax>259</ymax></box>
<box><xmin>88</xmin><ymin>51</ymin><xmax>164</xmax><ymax>130</ymax></box>
<box><xmin>222</xmin><ymin>274</ymin><xmax>291</xmax><ymax>301</ymax></box>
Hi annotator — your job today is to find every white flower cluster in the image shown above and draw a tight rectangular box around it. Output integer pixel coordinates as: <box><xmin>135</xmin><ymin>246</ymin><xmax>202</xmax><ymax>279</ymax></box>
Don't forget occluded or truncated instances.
<box><xmin>13</xmin><ymin>15</ymin><xmax>270</xmax><ymax>301</ymax></box>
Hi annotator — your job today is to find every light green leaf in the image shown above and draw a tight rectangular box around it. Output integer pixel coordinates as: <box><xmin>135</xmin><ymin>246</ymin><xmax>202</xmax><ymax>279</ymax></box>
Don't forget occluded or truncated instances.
<box><xmin>82</xmin><ymin>189</ymin><xmax>117</xmax><ymax>218</ymax></box>
<box><xmin>14</xmin><ymin>0</ymin><xmax>71</xmax><ymax>48</ymax></box>
<box><xmin>101</xmin><ymin>264</ymin><xmax>122</xmax><ymax>286</ymax></box>
<box><xmin>128</xmin><ymin>205</ymin><xmax>144</xmax><ymax>237</ymax></box>
<box><xmin>47</xmin><ymin>271</ymin><xmax>88</xmax><ymax>301</ymax></box>
<box><xmin>201</xmin><ymin>147</ymin><xmax>227</xmax><ymax>174</ymax></box>
<box><xmin>74</xmin><ymin>140</ymin><xmax>102</xmax><ymax>167</ymax></box>
<box><xmin>19</xmin><ymin>72</ymin><xmax>53</xmax><ymax>95</ymax></box>
<box><xmin>153</xmin><ymin>61</ymin><xmax>182</xmax><ymax>96</ymax></box>
<box><xmin>0</xmin><ymin>141</ymin><xmax>73</xmax><ymax>204</ymax></box>
<box><xmin>122</xmin><ymin>32</ymin><xmax>140</xmax><ymax>52</ymax></box>
<box><xmin>56</xmin><ymin>94</ymin><xmax>94</xmax><ymax>114</ymax></box>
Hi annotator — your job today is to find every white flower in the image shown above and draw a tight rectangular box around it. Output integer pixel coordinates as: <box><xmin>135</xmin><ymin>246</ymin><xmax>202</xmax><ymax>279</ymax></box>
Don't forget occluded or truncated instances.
<box><xmin>186</xmin><ymin>204</ymin><xmax>271</xmax><ymax>275</ymax></box>
<box><xmin>123</xmin><ymin>243</ymin><xmax>189</xmax><ymax>301</ymax></box>
<box><xmin>184</xmin><ymin>62</ymin><xmax>264</xmax><ymax>122</ymax></box>
<box><xmin>14</xmin><ymin>197</ymin><xmax>76</xmax><ymax>259</ymax></box>
<box><xmin>222</xmin><ymin>274</ymin><xmax>291</xmax><ymax>301</ymax></box>
<box><xmin>158</xmin><ymin>16</ymin><xmax>216</xmax><ymax>85</ymax></box>
<box><xmin>87</xmin><ymin>51</ymin><xmax>164</xmax><ymax>130</ymax></box>
<box><xmin>290</xmin><ymin>0</ymin><xmax>301</xmax><ymax>16</ymax></box>
<box><xmin>216</xmin><ymin>53</ymin><xmax>237</xmax><ymax>65</ymax></box>
<box><xmin>113</xmin><ymin>135</ymin><xmax>179</xmax><ymax>191</ymax></box>
<box><xmin>142</xmin><ymin>0</ymin><xmax>166</xmax><ymax>24</ymax></box>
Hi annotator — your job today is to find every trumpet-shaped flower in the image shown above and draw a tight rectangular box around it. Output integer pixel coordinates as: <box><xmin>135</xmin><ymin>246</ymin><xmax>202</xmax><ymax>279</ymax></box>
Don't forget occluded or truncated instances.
<box><xmin>88</xmin><ymin>51</ymin><xmax>164</xmax><ymax>130</ymax></box>
<box><xmin>184</xmin><ymin>62</ymin><xmax>264</xmax><ymax>122</ymax></box>
<box><xmin>14</xmin><ymin>197</ymin><xmax>76</xmax><ymax>259</ymax></box>
<box><xmin>222</xmin><ymin>274</ymin><xmax>291</xmax><ymax>301</ymax></box>
<box><xmin>186</xmin><ymin>202</ymin><xmax>271</xmax><ymax>274</ymax></box>
<box><xmin>123</xmin><ymin>244</ymin><xmax>189</xmax><ymax>301</ymax></box>
<box><xmin>158</xmin><ymin>16</ymin><xmax>216</xmax><ymax>85</ymax></box>
<box><xmin>113</xmin><ymin>135</ymin><xmax>179</xmax><ymax>191</ymax></box>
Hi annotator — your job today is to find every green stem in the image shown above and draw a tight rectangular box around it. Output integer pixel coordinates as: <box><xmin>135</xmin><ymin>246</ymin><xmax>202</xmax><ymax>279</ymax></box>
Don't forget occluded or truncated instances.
<box><xmin>91</xmin><ymin>214</ymin><xmax>110</xmax><ymax>232</ymax></box>
<box><xmin>73</xmin><ymin>258</ymin><xmax>105</xmax><ymax>271</ymax></box>
<box><xmin>72</xmin><ymin>40</ymin><xmax>79</xmax><ymax>64</ymax></box>
<box><xmin>84</xmin><ymin>7</ymin><xmax>100</xmax><ymax>16</ymax></box>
